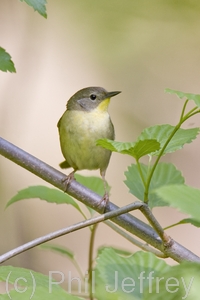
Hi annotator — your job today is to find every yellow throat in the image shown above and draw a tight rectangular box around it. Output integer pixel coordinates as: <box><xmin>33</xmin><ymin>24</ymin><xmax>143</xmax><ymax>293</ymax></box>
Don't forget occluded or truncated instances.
<box><xmin>96</xmin><ymin>98</ymin><xmax>110</xmax><ymax>112</ymax></box>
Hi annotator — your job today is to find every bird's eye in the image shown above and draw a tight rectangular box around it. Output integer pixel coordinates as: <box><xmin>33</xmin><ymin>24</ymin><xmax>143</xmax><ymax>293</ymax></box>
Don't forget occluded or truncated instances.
<box><xmin>90</xmin><ymin>94</ymin><xmax>96</xmax><ymax>100</ymax></box>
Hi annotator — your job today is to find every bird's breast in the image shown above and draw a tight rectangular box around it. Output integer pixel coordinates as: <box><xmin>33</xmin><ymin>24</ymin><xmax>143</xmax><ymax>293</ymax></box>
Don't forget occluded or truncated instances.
<box><xmin>58</xmin><ymin>109</ymin><xmax>114</xmax><ymax>171</ymax></box>
<box><xmin>66</xmin><ymin>109</ymin><xmax>112</xmax><ymax>136</ymax></box>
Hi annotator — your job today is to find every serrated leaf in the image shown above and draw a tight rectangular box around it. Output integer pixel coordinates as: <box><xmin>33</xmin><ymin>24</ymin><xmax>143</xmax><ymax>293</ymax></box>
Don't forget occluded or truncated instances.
<box><xmin>20</xmin><ymin>0</ymin><xmax>47</xmax><ymax>18</ymax></box>
<box><xmin>138</xmin><ymin>125</ymin><xmax>200</xmax><ymax>155</ymax></box>
<box><xmin>124</xmin><ymin>163</ymin><xmax>184</xmax><ymax>208</ymax></box>
<box><xmin>165</xmin><ymin>127</ymin><xmax>200</xmax><ymax>153</ymax></box>
<box><xmin>97</xmin><ymin>139</ymin><xmax>135</xmax><ymax>153</ymax></box>
<box><xmin>165</xmin><ymin>88</ymin><xmax>200</xmax><ymax>107</ymax></box>
<box><xmin>127</xmin><ymin>140</ymin><xmax>160</xmax><ymax>159</ymax></box>
<box><xmin>0</xmin><ymin>47</ymin><xmax>16</xmax><ymax>73</ymax></box>
<box><xmin>144</xmin><ymin>261</ymin><xmax>200</xmax><ymax>300</ymax></box>
<box><xmin>148</xmin><ymin>163</ymin><xmax>185</xmax><ymax>208</ymax></box>
<box><xmin>95</xmin><ymin>248</ymin><xmax>170</xmax><ymax>300</ymax></box>
<box><xmin>95</xmin><ymin>248</ymin><xmax>200</xmax><ymax>299</ymax></box>
<box><xmin>97</xmin><ymin>139</ymin><xmax>160</xmax><ymax>159</ymax></box>
<box><xmin>6</xmin><ymin>185</ymin><xmax>85</xmax><ymax>218</ymax></box>
<box><xmin>124</xmin><ymin>163</ymin><xmax>148</xmax><ymax>202</ymax></box>
<box><xmin>154</xmin><ymin>184</ymin><xmax>200</xmax><ymax>222</ymax></box>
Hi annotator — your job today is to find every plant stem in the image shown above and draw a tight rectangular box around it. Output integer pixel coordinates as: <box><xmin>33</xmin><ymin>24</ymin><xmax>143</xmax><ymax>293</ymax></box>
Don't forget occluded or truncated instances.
<box><xmin>182</xmin><ymin>109</ymin><xmax>200</xmax><ymax>122</ymax></box>
<box><xmin>144</xmin><ymin>102</ymin><xmax>200</xmax><ymax>203</ymax></box>
<box><xmin>179</xmin><ymin>99</ymin><xmax>189</xmax><ymax>121</ymax></box>
<box><xmin>88</xmin><ymin>224</ymin><xmax>98</xmax><ymax>300</ymax></box>
<box><xmin>144</xmin><ymin>124</ymin><xmax>180</xmax><ymax>202</ymax></box>
<box><xmin>136</xmin><ymin>159</ymin><xmax>146</xmax><ymax>187</ymax></box>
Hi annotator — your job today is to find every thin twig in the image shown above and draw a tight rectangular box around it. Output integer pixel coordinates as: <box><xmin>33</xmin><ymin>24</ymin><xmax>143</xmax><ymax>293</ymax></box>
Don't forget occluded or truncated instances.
<box><xmin>105</xmin><ymin>221</ymin><xmax>167</xmax><ymax>258</ymax></box>
<box><xmin>139</xmin><ymin>204</ymin><xmax>171</xmax><ymax>245</ymax></box>
<box><xmin>0</xmin><ymin>202</ymin><xmax>142</xmax><ymax>263</ymax></box>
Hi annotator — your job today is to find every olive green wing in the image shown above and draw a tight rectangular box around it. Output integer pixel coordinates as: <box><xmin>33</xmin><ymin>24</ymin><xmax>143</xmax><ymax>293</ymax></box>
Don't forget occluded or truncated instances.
<box><xmin>59</xmin><ymin>160</ymin><xmax>71</xmax><ymax>169</ymax></box>
<box><xmin>57</xmin><ymin>117</ymin><xmax>62</xmax><ymax>128</ymax></box>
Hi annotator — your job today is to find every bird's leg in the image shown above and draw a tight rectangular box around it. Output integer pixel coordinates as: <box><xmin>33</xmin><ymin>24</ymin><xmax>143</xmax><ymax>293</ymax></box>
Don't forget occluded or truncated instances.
<box><xmin>97</xmin><ymin>170</ymin><xmax>109</xmax><ymax>210</ymax></box>
<box><xmin>62</xmin><ymin>169</ymin><xmax>76</xmax><ymax>191</ymax></box>
<box><xmin>102</xmin><ymin>178</ymin><xmax>109</xmax><ymax>203</ymax></box>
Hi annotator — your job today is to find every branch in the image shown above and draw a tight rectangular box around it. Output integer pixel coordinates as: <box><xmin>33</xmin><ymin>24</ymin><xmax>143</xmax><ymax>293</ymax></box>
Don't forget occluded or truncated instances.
<box><xmin>0</xmin><ymin>137</ymin><xmax>200</xmax><ymax>263</ymax></box>
<box><xmin>0</xmin><ymin>201</ymin><xmax>142</xmax><ymax>263</ymax></box>
<box><xmin>105</xmin><ymin>221</ymin><xmax>167</xmax><ymax>258</ymax></box>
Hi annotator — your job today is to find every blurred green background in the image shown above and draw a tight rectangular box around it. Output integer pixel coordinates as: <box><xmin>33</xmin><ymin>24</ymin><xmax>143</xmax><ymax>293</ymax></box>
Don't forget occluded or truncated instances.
<box><xmin>0</xmin><ymin>0</ymin><xmax>200</xmax><ymax>286</ymax></box>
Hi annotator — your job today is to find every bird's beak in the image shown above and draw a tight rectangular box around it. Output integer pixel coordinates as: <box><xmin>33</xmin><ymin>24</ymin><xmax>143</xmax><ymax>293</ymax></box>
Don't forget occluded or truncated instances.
<box><xmin>106</xmin><ymin>91</ymin><xmax>121</xmax><ymax>99</ymax></box>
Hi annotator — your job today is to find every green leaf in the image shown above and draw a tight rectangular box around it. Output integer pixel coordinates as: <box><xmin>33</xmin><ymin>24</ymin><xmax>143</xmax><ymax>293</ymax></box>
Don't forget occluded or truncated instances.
<box><xmin>0</xmin><ymin>266</ymin><xmax>83</xmax><ymax>299</ymax></box>
<box><xmin>95</xmin><ymin>248</ymin><xmax>200</xmax><ymax>299</ymax></box>
<box><xmin>97</xmin><ymin>139</ymin><xmax>135</xmax><ymax>153</ymax></box>
<box><xmin>144</xmin><ymin>261</ymin><xmax>200</xmax><ymax>300</ymax></box>
<box><xmin>98</xmin><ymin>125</ymin><xmax>200</xmax><ymax>159</ymax></box>
<box><xmin>6</xmin><ymin>185</ymin><xmax>85</xmax><ymax>218</ymax></box>
<box><xmin>20</xmin><ymin>0</ymin><xmax>47</xmax><ymax>18</ymax></box>
<box><xmin>0</xmin><ymin>47</ymin><xmax>16</xmax><ymax>73</ymax></box>
<box><xmin>0</xmin><ymin>266</ymin><xmax>81</xmax><ymax>300</ymax></box>
<box><xmin>75</xmin><ymin>174</ymin><xmax>107</xmax><ymax>196</ymax></box>
<box><xmin>94</xmin><ymin>248</ymin><xmax>170</xmax><ymax>300</ymax></box>
<box><xmin>124</xmin><ymin>163</ymin><xmax>184</xmax><ymax>208</ymax></box>
<box><xmin>128</xmin><ymin>140</ymin><xmax>160</xmax><ymax>159</ymax></box>
<box><xmin>75</xmin><ymin>174</ymin><xmax>109</xmax><ymax>215</ymax></box>
<box><xmin>40</xmin><ymin>244</ymin><xmax>83</xmax><ymax>278</ymax></box>
<box><xmin>41</xmin><ymin>244</ymin><xmax>74</xmax><ymax>259</ymax></box>
<box><xmin>98</xmin><ymin>246</ymin><xmax>132</xmax><ymax>257</ymax></box>
<box><xmin>165</xmin><ymin>88</ymin><xmax>200</xmax><ymax>107</ymax></box>
<box><xmin>0</xmin><ymin>287</ymin><xmax>80</xmax><ymax>300</ymax></box>
<box><xmin>124</xmin><ymin>163</ymin><xmax>148</xmax><ymax>202</ymax></box>
<box><xmin>97</xmin><ymin>139</ymin><xmax>160</xmax><ymax>159</ymax></box>
<box><xmin>154</xmin><ymin>184</ymin><xmax>200</xmax><ymax>222</ymax></box>
<box><xmin>178</xmin><ymin>218</ymin><xmax>200</xmax><ymax>227</ymax></box>
<box><xmin>0</xmin><ymin>265</ymin><xmax>51</xmax><ymax>286</ymax></box>
<box><xmin>165</xmin><ymin>218</ymin><xmax>200</xmax><ymax>230</ymax></box>
<box><xmin>138</xmin><ymin>125</ymin><xmax>200</xmax><ymax>155</ymax></box>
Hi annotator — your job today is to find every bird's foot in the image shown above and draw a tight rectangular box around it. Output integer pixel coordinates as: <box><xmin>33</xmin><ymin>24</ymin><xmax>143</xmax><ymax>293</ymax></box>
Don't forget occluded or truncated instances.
<box><xmin>62</xmin><ymin>171</ymin><xmax>76</xmax><ymax>192</ymax></box>
<box><xmin>97</xmin><ymin>192</ymin><xmax>109</xmax><ymax>212</ymax></box>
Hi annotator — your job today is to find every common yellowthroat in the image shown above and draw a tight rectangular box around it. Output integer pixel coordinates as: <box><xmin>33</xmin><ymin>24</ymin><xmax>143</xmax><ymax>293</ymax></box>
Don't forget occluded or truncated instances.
<box><xmin>57</xmin><ymin>87</ymin><xmax>121</xmax><ymax>204</ymax></box>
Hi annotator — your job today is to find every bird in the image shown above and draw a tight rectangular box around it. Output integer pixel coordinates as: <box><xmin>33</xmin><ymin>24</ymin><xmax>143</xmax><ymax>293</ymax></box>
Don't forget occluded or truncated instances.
<box><xmin>57</xmin><ymin>86</ymin><xmax>121</xmax><ymax>206</ymax></box>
